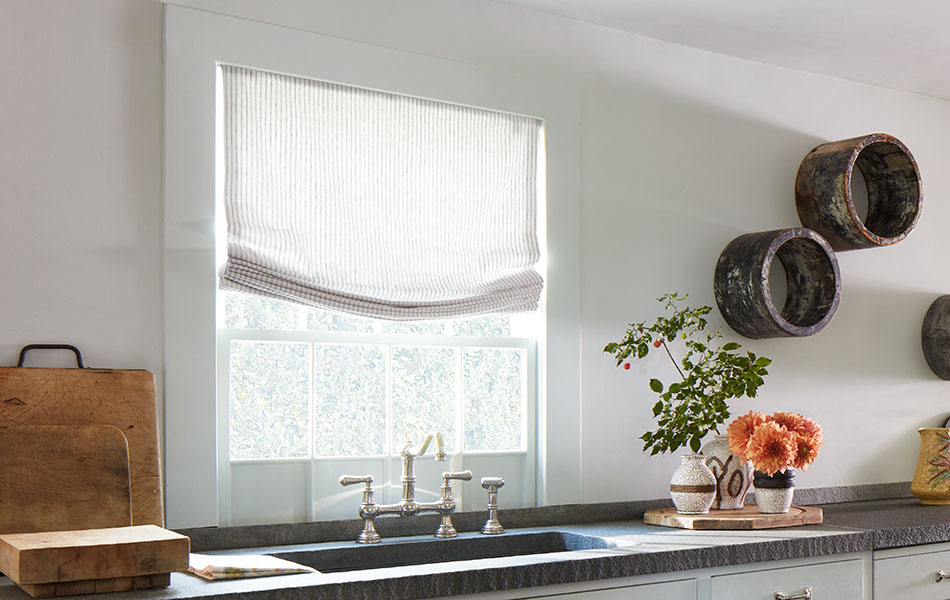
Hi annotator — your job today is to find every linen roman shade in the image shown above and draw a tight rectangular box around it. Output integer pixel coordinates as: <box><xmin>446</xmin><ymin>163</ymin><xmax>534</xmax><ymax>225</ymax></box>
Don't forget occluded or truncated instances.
<box><xmin>219</xmin><ymin>65</ymin><xmax>543</xmax><ymax>320</ymax></box>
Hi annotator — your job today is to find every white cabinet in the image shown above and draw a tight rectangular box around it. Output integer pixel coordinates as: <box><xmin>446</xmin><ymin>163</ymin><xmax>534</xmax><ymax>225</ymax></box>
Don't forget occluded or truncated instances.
<box><xmin>874</xmin><ymin>541</ymin><xmax>950</xmax><ymax>599</ymax></box>
<box><xmin>710</xmin><ymin>558</ymin><xmax>868</xmax><ymax>600</ymax></box>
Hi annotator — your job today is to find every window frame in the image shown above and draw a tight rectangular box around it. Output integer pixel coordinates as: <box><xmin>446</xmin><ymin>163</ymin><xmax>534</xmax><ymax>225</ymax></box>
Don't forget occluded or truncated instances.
<box><xmin>164</xmin><ymin>4</ymin><xmax>581</xmax><ymax>528</ymax></box>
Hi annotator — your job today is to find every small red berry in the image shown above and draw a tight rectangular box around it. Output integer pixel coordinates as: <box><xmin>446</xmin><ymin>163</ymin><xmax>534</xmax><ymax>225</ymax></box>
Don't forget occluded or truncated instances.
<box><xmin>653</xmin><ymin>340</ymin><xmax>662</xmax><ymax>348</ymax></box>
<box><xmin>623</xmin><ymin>362</ymin><xmax>631</xmax><ymax>370</ymax></box>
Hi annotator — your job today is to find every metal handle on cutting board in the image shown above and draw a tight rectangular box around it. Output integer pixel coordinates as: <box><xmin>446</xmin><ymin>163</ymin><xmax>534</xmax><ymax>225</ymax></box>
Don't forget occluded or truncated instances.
<box><xmin>16</xmin><ymin>344</ymin><xmax>85</xmax><ymax>368</ymax></box>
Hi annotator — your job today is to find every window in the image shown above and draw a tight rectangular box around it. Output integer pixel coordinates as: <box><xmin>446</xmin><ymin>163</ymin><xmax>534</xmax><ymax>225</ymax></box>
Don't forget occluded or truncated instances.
<box><xmin>213</xmin><ymin>67</ymin><xmax>544</xmax><ymax>524</ymax></box>
<box><xmin>223</xmin><ymin>294</ymin><xmax>535</xmax><ymax>460</ymax></box>
<box><xmin>164</xmin><ymin>6</ymin><xmax>580</xmax><ymax>529</ymax></box>
<box><xmin>217</xmin><ymin>294</ymin><xmax>537</xmax><ymax>523</ymax></box>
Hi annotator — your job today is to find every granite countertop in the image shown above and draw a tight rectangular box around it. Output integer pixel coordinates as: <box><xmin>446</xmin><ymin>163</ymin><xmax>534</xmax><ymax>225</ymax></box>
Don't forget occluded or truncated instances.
<box><xmin>2</xmin><ymin>496</ymin><xmax>949</xmax><ymax>600</ymax></box>
<box><xmin>821</xmin><ymin>497</ymin><xmax>950</xmax><ymax>549</ymax></box>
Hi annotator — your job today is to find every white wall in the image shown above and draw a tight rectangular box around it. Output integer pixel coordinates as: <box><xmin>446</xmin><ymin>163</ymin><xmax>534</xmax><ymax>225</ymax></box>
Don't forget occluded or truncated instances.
<box><xmin>5</xmin><ymin>0</ymin><xmax>950</xmax><ymax>524</ymax></box>
<box><xmin>0</xmin><ymin>0</ymin><xmax>163</xmax><ymax>374</ymax></box>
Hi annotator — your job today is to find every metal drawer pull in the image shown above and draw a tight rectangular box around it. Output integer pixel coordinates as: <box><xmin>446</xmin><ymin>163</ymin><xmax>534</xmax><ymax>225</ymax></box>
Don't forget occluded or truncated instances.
<box><xmin>936</xmin><ymin>570</ymin><xmax>950</xmax><ymax>582</ymax></box>
<box><xmin>775</xmin><ymin>588</ymin><xmax>812</xmax><ymax>600</ymax></box>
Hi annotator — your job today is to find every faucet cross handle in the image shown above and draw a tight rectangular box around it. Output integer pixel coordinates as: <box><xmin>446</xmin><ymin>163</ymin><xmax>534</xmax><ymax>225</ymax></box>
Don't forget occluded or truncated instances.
<box><xmin>339</xmin><ymin>474</ymin><xmax>373</xmax><ymax>487</ymax></box>
<box><xmin>443</xmin><ymin>470</ymin><xmax>473</xmax><ymax>483</ymax></box>
<box><xmin>339</xmin><ymin>474</ymin><xmax>381</xmax><ymax>544</ymax></box>
<box><xmin>433</xmin><ymin>470</ymin><xmax>473</xmax><ymax>539</ymax></box>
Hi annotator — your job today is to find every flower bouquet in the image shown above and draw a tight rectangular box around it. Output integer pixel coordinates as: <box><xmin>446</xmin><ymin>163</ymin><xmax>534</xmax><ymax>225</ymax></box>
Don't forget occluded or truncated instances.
<box><xmin>726</xmin><ymin>411</ymin><xmax>823</xmax><ymax>513</ymax></box>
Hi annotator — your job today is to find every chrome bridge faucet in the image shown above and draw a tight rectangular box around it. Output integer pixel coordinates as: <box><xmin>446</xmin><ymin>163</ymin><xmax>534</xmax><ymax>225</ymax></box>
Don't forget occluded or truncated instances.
<box><xmin>339</xmin><ymin>433</ymin><xmax>472</xmax><ymax>544</ymax></box>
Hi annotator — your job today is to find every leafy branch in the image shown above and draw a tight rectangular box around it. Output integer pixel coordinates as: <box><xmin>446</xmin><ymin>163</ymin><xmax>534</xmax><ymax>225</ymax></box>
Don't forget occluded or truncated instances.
<box><xmin>603</xmin><ymin>292</ymin><xmax>771</xmax><ymax>455</ymax></box>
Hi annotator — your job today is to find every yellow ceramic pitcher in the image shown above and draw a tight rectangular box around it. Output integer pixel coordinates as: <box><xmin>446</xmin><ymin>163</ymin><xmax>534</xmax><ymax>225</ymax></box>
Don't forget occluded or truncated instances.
<box><xmin>911</xmin><ymin>428</ymin><xmax>950</xmax><ymax>505</ymax></box>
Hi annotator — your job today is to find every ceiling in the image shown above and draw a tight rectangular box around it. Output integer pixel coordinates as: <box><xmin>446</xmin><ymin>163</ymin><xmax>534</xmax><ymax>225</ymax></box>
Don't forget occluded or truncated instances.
<box><xmin>497</xmin><ymin>0</ymin><xmax>950</xmax><ymax>101</ymax></box>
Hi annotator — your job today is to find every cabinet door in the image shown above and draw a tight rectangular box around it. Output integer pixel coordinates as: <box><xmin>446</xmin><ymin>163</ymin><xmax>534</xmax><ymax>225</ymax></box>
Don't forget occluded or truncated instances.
<box><xmin>875</xmin><ymin>548</ymin><xmax>950</xmax><ymax>599</ymax></box>
<box><xmin>710</xmin><ymin>558</ymin><xmax>866</xmax><ymax>600</ymax></box>
<box><xmin>528</xmin><ymin>579</ymin><xmax>696</xmax><ymax>599</ymax></box>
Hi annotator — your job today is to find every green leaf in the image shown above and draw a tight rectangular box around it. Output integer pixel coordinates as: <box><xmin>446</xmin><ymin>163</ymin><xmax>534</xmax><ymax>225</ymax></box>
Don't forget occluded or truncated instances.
<box><xmin>649</xmin><ymin>378</ymin><xmax>664</xmax><ymax>393</ymax></box>
<box><xmin>722</xmin><ymin>342</ymin><xmax>740</xmax><ymax>351</ymax></box>
<box><xmin>652</xmin><ymin>401</ymin><xmax>663</xmax><ymax>416</ymax></box>
<box><xmin>604</xmin><ymin>342</ymin><xmax>618</xmax><ymax>353</ymax></box>
<box><xmin>753</xmin><ymin>356</ymin><xmax>772</xmax><ymax>368</ymax></box>
<box><xmin>689</xmin><ymin>436</ymin><xmax>702</xmax><ymax>453</ymax></box>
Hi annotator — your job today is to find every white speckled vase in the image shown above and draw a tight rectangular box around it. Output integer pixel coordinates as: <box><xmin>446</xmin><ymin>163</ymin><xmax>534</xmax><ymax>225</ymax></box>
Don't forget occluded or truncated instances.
<box><xmin>753</xmin><ymin>468</ymin><xmax>796</xmax><ymax>514</ymax></box>
<box><xmin>670</xmin><ymin>454</ymin><xmax>716</xmax><ymax>514</ymax></box>
<box><xmin>700</xmin><ymin>434</ymin><xmax>754</xmax><ymax>510</ymax></box>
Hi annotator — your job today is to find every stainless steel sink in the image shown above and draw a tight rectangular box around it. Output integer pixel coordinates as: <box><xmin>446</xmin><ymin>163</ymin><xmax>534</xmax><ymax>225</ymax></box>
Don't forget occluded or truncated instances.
<box><xmin>268</xmin><ymin>531</ymin><xmax>618</xmax><ymax>573</ymax></box>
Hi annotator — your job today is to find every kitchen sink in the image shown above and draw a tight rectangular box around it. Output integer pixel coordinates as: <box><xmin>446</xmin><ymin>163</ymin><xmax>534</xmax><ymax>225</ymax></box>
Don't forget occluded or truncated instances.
<box><xmin>268</xmin><ymin>531</ymin><xmax>621</xmax><ymax>573</ymax></box>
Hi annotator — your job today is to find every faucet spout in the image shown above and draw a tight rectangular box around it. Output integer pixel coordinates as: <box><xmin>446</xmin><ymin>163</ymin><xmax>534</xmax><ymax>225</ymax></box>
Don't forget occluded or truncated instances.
<box><xmin>433</xmin><ymin>432</ymin><xmax>446</xmax><ymax>462</ymax></box>
<box><xmin>402</xmin><ymin>432</ymin><xmax>445</xmax><ymax>461</ymax></box>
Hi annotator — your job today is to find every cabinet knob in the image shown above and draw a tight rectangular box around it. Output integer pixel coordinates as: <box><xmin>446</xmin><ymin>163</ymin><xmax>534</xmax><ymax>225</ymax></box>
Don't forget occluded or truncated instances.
<box><xmin>774</xmin><ymin>587</ymin><xmax>811</xmax><ymax>600</ymax></box>
<box><xmin>936</xmin><ymin>570</ymin><xmax>950</xmax><ymax>583</ymax></box>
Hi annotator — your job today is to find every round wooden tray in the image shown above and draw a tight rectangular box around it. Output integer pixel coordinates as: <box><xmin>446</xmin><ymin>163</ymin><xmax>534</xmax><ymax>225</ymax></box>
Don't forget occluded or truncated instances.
<box><xmin>643</xmin><ymin>505</ymin><xmax>823</xmax><ymax>530</ymax></box>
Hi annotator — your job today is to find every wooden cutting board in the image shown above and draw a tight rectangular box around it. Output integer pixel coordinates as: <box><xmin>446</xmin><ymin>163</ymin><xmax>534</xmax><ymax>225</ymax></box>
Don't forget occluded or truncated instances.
<box><xmin>0</xmin><ymin>367</ymin><xmax>163</xmax><ymax>527</ymax></box>
<box><xmin>17</xmin><ymin>574</ymin><xmax>172</xmax><ymax>598</ymax></box>
<box><xmin>0</xmin><ymin>525</ymin><xmax>190</xmax><ymax>598</ymax></box>
<box><xmin>0</xmin><ymin>425</ymin><xmax>132</xmax><ymax>534</ymax></box>
<box><xmin>643</xmin><ymin>505</ymin><xmax>823</xmax><ymax>530</ymax></box>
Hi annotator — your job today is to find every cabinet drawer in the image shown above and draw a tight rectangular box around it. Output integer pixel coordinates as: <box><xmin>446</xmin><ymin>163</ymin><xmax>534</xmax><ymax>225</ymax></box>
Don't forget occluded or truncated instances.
<box><xmin>875</xmin><ymin>547</ymin><xmax>950</xmax><ymax>599</ymax></box>
<box><xmin>532</xmin><ymin>578</ymin><xmax>696</xmax><ymax>599</ymax></box>
<box><xmin>710</xmin><ymin>558</ymin><xmax>865</xmax><ymax>600</ymax></box>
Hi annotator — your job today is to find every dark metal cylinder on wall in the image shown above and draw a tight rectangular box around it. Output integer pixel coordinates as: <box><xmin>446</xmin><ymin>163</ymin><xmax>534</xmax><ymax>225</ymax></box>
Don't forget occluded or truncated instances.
<box><xmin>714</xmin><ymin>228</ymin><xmax>841</xmax><ymax>339</ymax></box>
<box><xmin>795</xmin><ymin>133</ymin><xmax>922</xmax><ymax>251</ymax></box>
<box><xmin>922</xmin><ymin>295</ymin><xmax>950</xmax><ymax>380</ymax></box>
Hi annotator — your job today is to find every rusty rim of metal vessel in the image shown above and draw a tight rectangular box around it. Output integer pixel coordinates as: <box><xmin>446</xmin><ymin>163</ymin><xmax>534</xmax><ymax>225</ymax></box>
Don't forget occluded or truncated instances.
<box><xmin>795</xmin><ymin>133</ymin><xmax>922</xmax><ymax>251</ymax></box>
<box><xmin>762</xmin><ymin>229</ymin><xmax>841</xmax><ymax>336</ymax></box>
<box><xmin>922</xmin><ymin>295</ymin><xmax>950</xmax><ymax>380</ymax></box>
<box><xmin>715</xmin><ymin>228</ymin><xmax>841</xmax><ymax>338</ymax></box>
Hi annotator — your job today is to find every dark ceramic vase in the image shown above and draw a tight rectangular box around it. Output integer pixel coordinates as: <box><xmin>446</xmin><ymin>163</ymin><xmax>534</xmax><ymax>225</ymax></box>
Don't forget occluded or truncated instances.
<box><xmin>753</xmin><ymin>468</ymin><xmax>796</xmax><ymax>513</ymax></box>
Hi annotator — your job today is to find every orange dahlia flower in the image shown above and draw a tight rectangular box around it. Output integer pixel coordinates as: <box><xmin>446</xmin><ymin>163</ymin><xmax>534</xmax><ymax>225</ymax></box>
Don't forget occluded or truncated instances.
<box><xmin>727</xmin><ymin>410</ymin><xmax>769</xmax><ymax>460</ymax></box>
<box><xmin>797</xmin><ymin>417</ymin><xmax>823</xmax><ymax>441</ymax></box>
<box><xmin>744</xmin><ymin>421</ymin><xmax>796</xmax><ymax>476</ymax></box>
<box><xmin>791</xmin><ymin>431</ymin><xmax>823</xmax><ymax>471</ymax></box>
<box><xmin>771</xmin><ymin>411</ymin><xmax>804</xmax><ymax>433</ymax></box>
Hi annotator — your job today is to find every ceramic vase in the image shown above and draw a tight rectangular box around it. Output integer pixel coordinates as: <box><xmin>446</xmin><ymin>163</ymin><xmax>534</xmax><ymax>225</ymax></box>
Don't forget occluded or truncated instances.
<box><xmin>911</xmin><ymin>428</ymin><xmax>950</xmax><ymax>504</ymax></box>
<box><xmin>753</xmin><ymin>468</ymin><xmax>796</xmax><ymax>514</ymax></box>
<box><xmin>670</xmin><ymin>454</ymin><xmax>716</xmax><ymax>514</ymax></box>
<box><xmin>700</xmin><ymin>434</ymin><xmax>754</xmax><ymax>510</ymax></box>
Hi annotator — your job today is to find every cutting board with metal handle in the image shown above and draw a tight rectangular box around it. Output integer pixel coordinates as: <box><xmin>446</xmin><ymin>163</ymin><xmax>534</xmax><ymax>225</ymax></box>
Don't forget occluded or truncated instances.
<box><xmin>0</xmin><ymin>344</ymin><xmax>163</xmax><ymax>527</ymax></box>
<box><xmin>0</xmin><ymin>425</ymin><xmax>133</xmax><ymax>534</ymax></box>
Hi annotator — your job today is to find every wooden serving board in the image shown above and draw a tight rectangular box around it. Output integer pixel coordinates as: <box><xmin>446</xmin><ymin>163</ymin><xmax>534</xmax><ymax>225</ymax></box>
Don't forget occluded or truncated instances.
<box><xmin>643</xmin><ymin>505</ymin><xmax>823</xmax><ymax>530</ymax></box>
<box><xmin>0</xmin><ymin>425</ymin><xmax>132</xmax><ymax>534</ymax></box>
<box><xmin>0</xmin><ymin>367</ymin><xmax>163</xmax><ymax>527</ymax></box>
<box><xmin>0</xmin><ymin>525</ymin><xmax>190</xmax><ymax>598</ymax></box>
